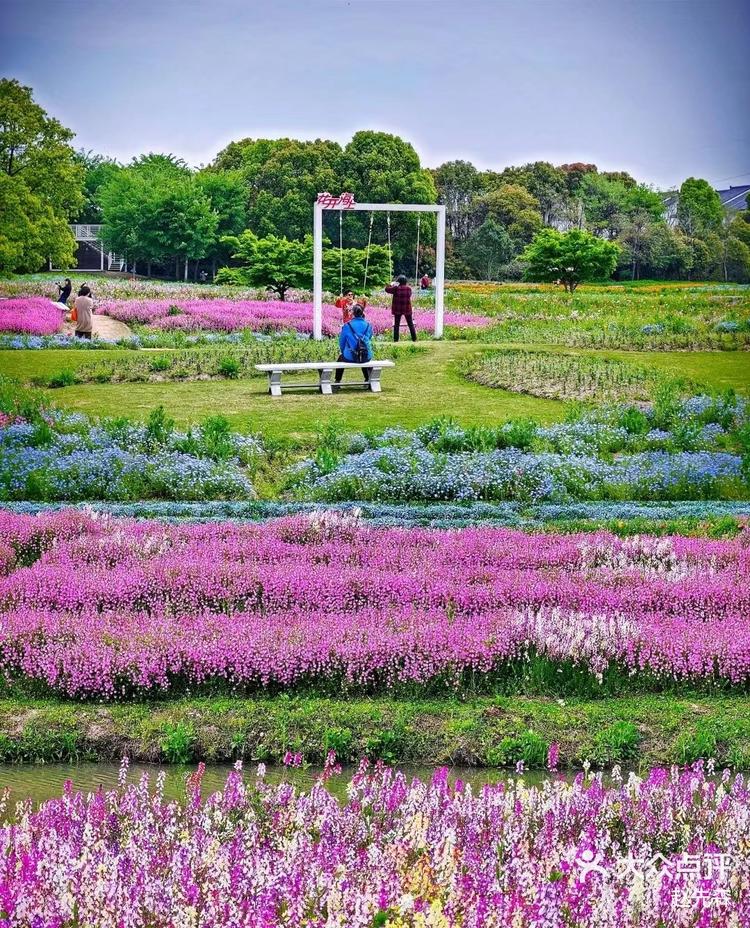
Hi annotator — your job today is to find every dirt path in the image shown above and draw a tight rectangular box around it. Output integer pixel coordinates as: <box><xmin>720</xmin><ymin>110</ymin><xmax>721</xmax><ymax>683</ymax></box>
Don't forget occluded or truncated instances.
<box><xmin>62</xmin><ymin>314</ymin><xmax>133</xmax><ymax>341</ymax></box>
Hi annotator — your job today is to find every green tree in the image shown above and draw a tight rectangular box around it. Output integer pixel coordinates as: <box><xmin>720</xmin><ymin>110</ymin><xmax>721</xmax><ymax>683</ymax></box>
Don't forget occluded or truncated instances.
<box><xmin>99</xmin><ymin>158</ymin><xmax>217</xmax><ymax>277</ymax></box>
<box><xmin>478</xmin><ymin>184</ymin><xmax>542</xmax><ymax>246</ymax></box>
<box><xmin>677</xmin><ymin>178</ymin><xmax>724</xmax><ymax>237</ymax></box>
<box><xmin>210</xmin><ymin>137</ymin><xmax>342</xmax><ymax>241</ymax></box>
<box><xmin>340</xmin><ymin>131</ymin><xmax>437</xmax><ymax>269</ymax></box>
<box><xmin>728</xmin><ymin>210</ymin><xmax>750</xmax><ymax>250</ymax></box>
<box><xmin>195</xmin><ymin>169</ymin><xmax>248</xmax><ymax>275</ymax></box>
<box><xmin>521</xmin><ymin>228</ymin><xmax>620</xmax><ymax>292</ymax></box>
<box><xmin>74</xmin><ymin>150</ymin><xmax>122</xmax><ymax>223</ymax></box>
<box><xmin>461</xmin><ymin>219</ymin><xmax>515</xmax><ymax>279</ymax></box>
<box><xmin>0</xmin><ymin>78</ymin><xmax>83</xmax><ymax>272</ymax></box>
<box><xmin>493</xmin><ymin>162</ymin><xmax>568</xmax><ymax>225</ymax></box>
<box><xmin>559</xmin><ymin>162</ymin><xmax>598</xmax><ymax>195</ymax></box>
<box><xmin>218</xmin><ymin>231</ymin><xmax>391</xmax><ymax>298</ymax></box>
<box><xmin>433</xmin><ymin>160</ymin><xmax>482</xmax><ymax>241</ymax></box>
<box><xmin>580</xmin><ymin>174</ymin><xmax>663</xmax><ymax>239</ymax></box>
<box><xmin>643</xmin><ymin>224</ymin><xmax>692</xmax><ymax>279</ymax></box>
<box><xmin>618</xmin><ymin>210</ymin><xmax>653</xmax><ymax>279</ymax></box>
<box><xmin>0</xmin><ymin>174</ymin><xmax>75</xmax><ymax>273</ymax></box>
<box><xmin>217</xmin><ymin>231</ymin><xmax>310</xmax><ymax>299</ymax></box>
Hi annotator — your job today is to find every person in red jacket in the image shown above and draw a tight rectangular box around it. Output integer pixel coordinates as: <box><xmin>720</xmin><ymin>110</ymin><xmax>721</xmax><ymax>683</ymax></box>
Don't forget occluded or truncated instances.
<box><xmin>385</xmin><ymin>275</ymin><xmax>417</xmax><ymax>342</ymax></box>
<box><xmin>334</xmin><ymin>291</ymin><xmax>355</xmax><ymax>324</ymax></box>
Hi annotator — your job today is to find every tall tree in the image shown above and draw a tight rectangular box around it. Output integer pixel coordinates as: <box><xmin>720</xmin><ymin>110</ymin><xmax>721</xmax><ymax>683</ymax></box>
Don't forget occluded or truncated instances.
<box><xmin>340</xmin><ymin>131</ymin><xmax>437</xmax><ymax>268</ymax></box>
<box><xmin>99</xmin><ymin>157</ymin><xmax>217</xmax><ymax>277</ymax></box>
<box><xmin>195</xmin><ymin>169</ymin><xmax>248</xmax><ymax>275</ymax></box>
<box><xmin>677</xmin><ymin>178</ymin><xmax>724</xmax><ymax>237</ymax></box>
<box><xmin>433</xmin><ymin>160</ymin><xmax>482</xmax><ymax>241</ymax></box>
<box><xmin>493</xmin><ymin>162</ymin><xmax>569</xmax><ymax>226</ymax></box>
<box><xmin>0</xmin><ymin>174</ymin><xmax>75</xmax><ymax>273</ymax></box>
<box><xmin>210</xmin><ymin>137</ymin><xmax>342</xmax><ymax>242</ymax></box>
<box><xmin>462</xmin><ymin>219</ymin><xmax>515</xmax><ymax>280</ymax></box>
<box><xmin>0</xmin><ymin>78</ymin><xmax>83</xmax><ymax>271</ymax></box>
<box><xmin>478</xmin><ymin>184</ymin><xmax>542</xmax><ymax>246</ymax></box>
<box><xmin>74</xmin><ymin>150</ymin><xmax>122</xmax><ymax>223</ymax></box>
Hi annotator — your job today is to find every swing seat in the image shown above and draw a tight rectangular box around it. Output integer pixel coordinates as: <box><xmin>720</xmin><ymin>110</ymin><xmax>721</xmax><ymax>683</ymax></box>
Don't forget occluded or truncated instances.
<box><xmin>255</xmin><ymin>360</ymin><xmax>396</xmax><ymax>397</ymax></box>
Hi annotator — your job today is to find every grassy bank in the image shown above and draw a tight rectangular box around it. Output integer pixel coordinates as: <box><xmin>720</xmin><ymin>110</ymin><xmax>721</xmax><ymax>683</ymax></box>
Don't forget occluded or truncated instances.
<box><xmin>4</xmin><ymin>695</ymin><xmax>750</xmax><ymax>770</ymax></box>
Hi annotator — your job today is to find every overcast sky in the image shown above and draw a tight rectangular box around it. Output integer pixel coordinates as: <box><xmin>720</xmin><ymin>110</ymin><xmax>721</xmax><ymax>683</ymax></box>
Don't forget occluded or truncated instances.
<box><xmin>2</xmin><ymin>0</ymin><xmax>748</xmax><ymax>190</ymax></box>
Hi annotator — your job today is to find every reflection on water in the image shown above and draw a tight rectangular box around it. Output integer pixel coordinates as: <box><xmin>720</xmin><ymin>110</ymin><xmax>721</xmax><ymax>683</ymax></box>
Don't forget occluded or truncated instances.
<box><xmin>0</xmin><ymin>762</ymin><xmax>568</xmax><ymax>811</ymax></box>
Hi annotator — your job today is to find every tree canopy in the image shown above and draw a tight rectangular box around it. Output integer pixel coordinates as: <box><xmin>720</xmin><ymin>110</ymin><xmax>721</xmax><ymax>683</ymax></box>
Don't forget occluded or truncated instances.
<box><xmin>0</xmin><ymin>78</ymin><xmax>83</xmax><ymax>273</ymax></box>
<box><xmin>521</xmin><ymin>228</ymin><xmax>620</xmax><ymax>291</ymax></box>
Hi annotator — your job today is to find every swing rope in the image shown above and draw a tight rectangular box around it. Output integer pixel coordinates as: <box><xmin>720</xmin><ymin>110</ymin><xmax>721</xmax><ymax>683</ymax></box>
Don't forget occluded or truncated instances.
<box><xmin>338</xmin><ymin>209</ymin><xmax>344</xmax><ymax>296</ymax></box>
<box><xmin>386</xmin><ymin>212</ymin><xmax>392</xmax><ymax>278</ymax></box>
<box><xmin>362</xmin><ymin>211</ymin><xmax>375</xmax><ymax>291</ymax></box>
<box><xmin>414</xmin><ymin>216</ymin><xmax>421</xmax><ymax>287</ymax></box>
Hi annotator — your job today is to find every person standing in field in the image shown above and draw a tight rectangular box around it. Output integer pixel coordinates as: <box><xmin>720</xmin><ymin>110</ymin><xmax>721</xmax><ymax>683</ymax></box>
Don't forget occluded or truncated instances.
<box><xmin>56</xmin><ymin>278</ymin><xmax>72</xmax><ymax>306</ymax></box>
<box><xmin>73</xmin><ymin>285</ymin><xmax>95</xmax><ymax>340</ymax></box>
<box><xmin>335</xmin><ymin>290</ymin><xmax>355</xmax><ymax>323</ymax></box>
<box><xmin>385</xmin><ymin>274</ymin><xmax>417</xmax><ymax>342</ymax></box>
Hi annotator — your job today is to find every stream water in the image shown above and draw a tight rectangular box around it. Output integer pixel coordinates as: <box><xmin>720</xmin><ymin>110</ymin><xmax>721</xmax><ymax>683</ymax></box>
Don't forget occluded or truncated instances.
<box><xmin>0</xmin><ymin>761</ymin><xmax>565</xmax><ymax>810</ymax></box>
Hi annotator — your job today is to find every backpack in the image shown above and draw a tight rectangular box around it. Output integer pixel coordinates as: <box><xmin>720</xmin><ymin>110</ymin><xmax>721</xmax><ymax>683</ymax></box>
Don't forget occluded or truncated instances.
<box><xmin>347</xmin><ymin>322</ymin><xmax>370</xmax><ymax>364</ymax></box>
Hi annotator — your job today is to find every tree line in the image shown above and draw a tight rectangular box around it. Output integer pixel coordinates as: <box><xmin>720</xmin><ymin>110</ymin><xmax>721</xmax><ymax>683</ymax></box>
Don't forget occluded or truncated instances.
<box><xmin>1</xmin><ymin>78</ymin><xmax>748</xmax><ymax>283</ymax></box>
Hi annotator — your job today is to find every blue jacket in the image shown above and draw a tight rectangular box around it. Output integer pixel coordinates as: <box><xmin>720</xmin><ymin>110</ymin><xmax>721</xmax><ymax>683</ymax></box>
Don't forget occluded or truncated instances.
<box><xmin>339</xmin><ymin>318</ymin><xmax>373</xmax><ymax>362</ymax></box>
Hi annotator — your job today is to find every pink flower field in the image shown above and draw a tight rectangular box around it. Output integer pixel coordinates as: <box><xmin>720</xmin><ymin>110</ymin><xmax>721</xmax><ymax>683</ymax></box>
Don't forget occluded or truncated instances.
<box><xmin>0</xmin><ymin>758</ymin><xmax>745</xmax><ymax>927</ymax></box>
<box><xmin>96</xmin><ymin>297</ymin><xmax>490</xmax><ymax>335</ymax></box>
<box><xmin>0</xmin><ymin>509</ymin><xmax>747</xmax><ymax>698</ymax></box>
<box><xmin>0</xmin><ymin>298</ymin><xmax>64</xmax><ymax>336</ymax></box>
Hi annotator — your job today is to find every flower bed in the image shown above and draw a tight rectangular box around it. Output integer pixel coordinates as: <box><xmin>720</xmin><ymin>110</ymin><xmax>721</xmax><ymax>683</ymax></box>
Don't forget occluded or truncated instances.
<box><xmin>0</xmin><ymin>759</ymin><xmax>745</xmax><ymax>926</ymax></box>
<box><xmin>466</xmin><ymin>348</ymin><xmax>697</xmax><ymax>402</ymax></box>
<box><xmin>0</xmin><ymin>413</ymin><xmax>258</xmax><ymax>502</ymax></box>
<box><xmin>0</xmin><ymin>510</ymin><xmax>748</xmax><ymax>698</ymax></box>
<box><xmin>0</xmin><ymin>298</ymin><xmax>64</xmax><ymax>336</ymax></box>
<box><xmin>294</xmin><ymin>396</ymin><xmax>749</xmax><ymax>503</ymax></box>
<box><xmin>4</xmin><ymin>499</ymin><xmax>750</xmax><ymax>530</ymax></box>
<box><xmin>96</xmin><ymin>298</ymin><xmax>490</xmax><ymax>335</ymax></box>
<box><xmin>297</xmin><ymin>446</ymin><xmax>745</xmax><ymax>502</ymax></box>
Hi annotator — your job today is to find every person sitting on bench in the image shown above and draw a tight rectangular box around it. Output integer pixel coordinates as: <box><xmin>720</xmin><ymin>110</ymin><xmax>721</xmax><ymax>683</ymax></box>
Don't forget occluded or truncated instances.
<box><xmin>336</xmin><ymin>304</ymin><xmax>373</xmax><ymax>384</ymax></box>
<box><xmin>385</xmin><ymin>275</ymin><xmax>417</xmax><ymax>342</ymax></box>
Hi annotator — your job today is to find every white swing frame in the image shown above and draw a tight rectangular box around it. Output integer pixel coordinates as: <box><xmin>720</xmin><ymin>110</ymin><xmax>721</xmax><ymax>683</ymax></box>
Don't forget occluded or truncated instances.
<box><xmin>313</xmin><ymin>201</ymin><xmax>447</xmax><ymax>341</ymax></box>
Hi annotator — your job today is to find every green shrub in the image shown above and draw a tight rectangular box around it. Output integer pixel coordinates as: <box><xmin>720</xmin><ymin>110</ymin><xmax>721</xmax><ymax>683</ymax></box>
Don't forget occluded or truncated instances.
<box><xmin>144</xmin><ymin>405</ymin><xmax>175</xmax><ymax>450</ymax></box>
<box><xmin>149</xmin><ymin>355</ymin><xmax>172</xmax><ymax>372</ymax></box>
<box><xmin>323</xmin><ymin>727</ymin><xmax>354</xmax><ymax>760</ymax></box>
<box><xmin>675</xmin><ymin>723</ymin><xmax>719</xmax><ymax>764</ymax></box>
<box><xmin>592</xmin><ymin>720</ymin><xmax>640</xmax><ymax>764</ymax></box>
<box><xmin>218</xmin><ymin>357</ymin><xmax>241</xmax><ymax>379</ymax></box>
<box><xmin>160</xmin><ymin>722</ymin><xmax>196</xmax><ymax>764</ymax></box>
<box><xmin>46</xmin><ymin>369</ymin><xmax>78</xmax><ymax>389</ymax></box>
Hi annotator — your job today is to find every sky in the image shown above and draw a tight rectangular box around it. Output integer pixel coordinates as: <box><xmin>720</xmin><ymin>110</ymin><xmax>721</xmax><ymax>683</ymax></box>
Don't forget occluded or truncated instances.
<box><xmin>1</xmin><ymin>0</ymin><xmax>748</xmax><ymax>191</ymax></box>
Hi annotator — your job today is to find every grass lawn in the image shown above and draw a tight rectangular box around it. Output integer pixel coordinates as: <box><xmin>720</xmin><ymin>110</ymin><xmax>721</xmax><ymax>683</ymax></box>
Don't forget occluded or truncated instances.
<box><xmin>3</xmin><ymin>693</ymin><xmax>750</xmax><ymax>770</ymax></box>
<box><xmin>2</xmin><ymin>341</ymin><xmax>748</xmax><ymax>438</ymax></box>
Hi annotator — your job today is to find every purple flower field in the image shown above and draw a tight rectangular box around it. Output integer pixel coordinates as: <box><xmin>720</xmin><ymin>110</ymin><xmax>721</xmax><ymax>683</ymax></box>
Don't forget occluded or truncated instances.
<box><xmin>0</xmin><ymin>758</ymin><xmax>745</xmax><ymax>926</ymax></box>
<box><xmin>0</xmin><ymin>298</ymin><xmax>64</xmax><ymax>336</ymax></box>
<box><xmin>1</xmin><ymin>509</ymin><xmax>748</xmax><ymax>698</ymax></box>
<box><xmin>96</xmin><ymin>297</ymin><xmax>490</xmax><ymax>335</ymax></box>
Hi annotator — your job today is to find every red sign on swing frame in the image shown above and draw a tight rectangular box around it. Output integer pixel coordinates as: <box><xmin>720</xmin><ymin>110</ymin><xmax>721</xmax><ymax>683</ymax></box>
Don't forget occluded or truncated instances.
<box><xmin>316</xmin><ymin>192</ymin><xmax>356</xmax><ymax>209</ymax></box>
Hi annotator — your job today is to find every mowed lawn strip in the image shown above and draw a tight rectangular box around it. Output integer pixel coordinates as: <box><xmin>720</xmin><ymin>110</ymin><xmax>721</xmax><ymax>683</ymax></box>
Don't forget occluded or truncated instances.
<box><xmin>2</xmin><ymin>343</ymin><xmax>749</xmax><ymax>439</ymax></box>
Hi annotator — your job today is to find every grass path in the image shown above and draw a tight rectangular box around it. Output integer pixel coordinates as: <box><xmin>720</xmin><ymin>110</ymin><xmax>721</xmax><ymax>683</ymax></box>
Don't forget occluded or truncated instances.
<box><xmin>2</xmin><ymin>342</ymin><xmax>748</xmax><ymax>439</ymax></box>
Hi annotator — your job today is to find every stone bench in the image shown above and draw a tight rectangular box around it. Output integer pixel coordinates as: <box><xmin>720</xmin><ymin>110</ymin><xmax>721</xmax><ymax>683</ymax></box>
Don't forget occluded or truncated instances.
<box><xmin>255</xmin><ymin>360</ymin><xmax>396</xmax><ymax>396</ymax></box>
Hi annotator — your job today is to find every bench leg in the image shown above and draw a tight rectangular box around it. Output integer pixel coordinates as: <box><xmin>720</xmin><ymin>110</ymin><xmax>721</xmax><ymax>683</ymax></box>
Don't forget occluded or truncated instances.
<box><xmin>368</xmin><ymin>368</ymin><xmax>383</xmax><ymax>393</ymax></box>
<box><xmin>319</xmin><ymin>368</ymin><xmax>334</xmax><ymax>395</ymax></box>
<box><xmin>268</xmin><ymin>371</ymin><xmax>282</xmax><ymax>397</ymax></box>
